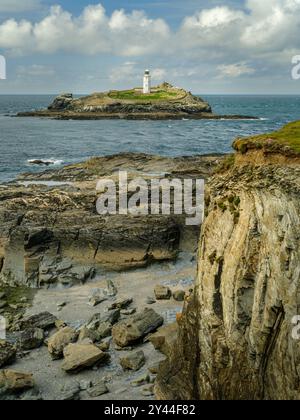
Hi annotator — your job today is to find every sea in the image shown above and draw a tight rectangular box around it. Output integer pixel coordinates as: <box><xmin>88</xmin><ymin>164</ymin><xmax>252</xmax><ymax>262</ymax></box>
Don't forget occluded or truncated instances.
<box><xmin>0</xmin><ymin>94</ymin><xmax>300</xmax><ymax>182</ymax></box>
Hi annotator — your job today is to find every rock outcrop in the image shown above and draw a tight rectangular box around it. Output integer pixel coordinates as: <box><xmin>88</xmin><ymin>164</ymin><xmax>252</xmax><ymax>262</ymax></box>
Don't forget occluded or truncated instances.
<box><xmin>155</xmin><ymin>124</ymin><xmax>300</xmax><ymax>400</ymax></box>
<box><xmin>0</xmin><ymin>153</ymin><xmax>219</xmax><ymax>288</ymax></box>
<box><xmin>17</xmin><ymin>84</ymin><xmax>257</xmax><ymax>120</ymax></box>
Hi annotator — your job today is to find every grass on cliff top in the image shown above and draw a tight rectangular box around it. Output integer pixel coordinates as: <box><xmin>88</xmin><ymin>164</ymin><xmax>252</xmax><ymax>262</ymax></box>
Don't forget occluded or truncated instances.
<box><xmin>233</xmin><ymin>121</ymin><xmax>300</xmax><ymax>155</ymax></box>
<box><xmin>108</xmin><ymin>89</ymin><xmax>179</xmax><ymax>101</ymax></box>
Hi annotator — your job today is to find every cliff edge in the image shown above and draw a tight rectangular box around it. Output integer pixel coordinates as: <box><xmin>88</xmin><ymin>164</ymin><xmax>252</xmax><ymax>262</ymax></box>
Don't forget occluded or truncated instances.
<box><xmin>155</xmin><ymin>122</ymin><xmax>300</xmax><ymax>400</ymax></box>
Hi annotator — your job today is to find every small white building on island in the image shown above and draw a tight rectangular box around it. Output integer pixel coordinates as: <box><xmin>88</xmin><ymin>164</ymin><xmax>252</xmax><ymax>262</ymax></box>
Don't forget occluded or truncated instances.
<box><xmin>143</xmin><ymin>69</ymin><xmax>151</xmax><ymax>94</ymax></box>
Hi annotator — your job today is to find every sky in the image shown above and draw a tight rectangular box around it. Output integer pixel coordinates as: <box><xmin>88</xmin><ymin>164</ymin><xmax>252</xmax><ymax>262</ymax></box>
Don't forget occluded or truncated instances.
<box><xmin>0</xmin><ymin>0</ymin><xmax>300</xmax><ymax>94</ymax></box>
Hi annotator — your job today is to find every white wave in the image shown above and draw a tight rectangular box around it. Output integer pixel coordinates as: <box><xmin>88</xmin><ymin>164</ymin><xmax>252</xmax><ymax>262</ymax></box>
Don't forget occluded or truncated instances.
<box><xmin>27</xmin><ymin>159</ymin><xmax>64</xmax><ymax>166</ymax></box>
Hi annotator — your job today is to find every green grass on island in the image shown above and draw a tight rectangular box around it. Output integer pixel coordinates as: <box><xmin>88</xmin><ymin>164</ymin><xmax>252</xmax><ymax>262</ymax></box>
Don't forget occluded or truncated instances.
<box><xmin>108</xmin><ymin>89</ymin><xmax>181</xmax><ymax>101</ymax></box>
<box><xmin>233</xmin><ymin>121</ymin><xmax>300</xmax><ymax>155</ymax></box>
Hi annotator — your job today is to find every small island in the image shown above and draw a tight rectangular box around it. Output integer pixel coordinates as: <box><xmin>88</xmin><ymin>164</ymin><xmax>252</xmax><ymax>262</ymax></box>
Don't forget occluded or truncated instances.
<box><xmin>17</xmin><ymin>70</ymin><xmax>258</xmax><ymax>121</ymax></box>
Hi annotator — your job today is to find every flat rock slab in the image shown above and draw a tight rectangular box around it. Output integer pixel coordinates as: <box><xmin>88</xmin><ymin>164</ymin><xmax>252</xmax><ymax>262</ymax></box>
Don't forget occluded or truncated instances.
<box><xmin>112</xmin><ymin>308</ymin><xmax>164</xmax><ymax>347</ymax></box>
<box><xmin>0</xmin><ymin>370</ymin><xmax>34</xmax><ymax>394</ymax></box>
<box><xmin>48</xmin><ymin>327</ymin><xmax>78</xmax><ymax>360</ymax></box>
<box><xmin>154</xmin><ymin>285</ymin><xmax>172</xmax><ymax>300</ymax></box>
<box><xmin>16</xmin><ymin>312</ymin><xmax>57</xmax><ymax>331</ymax></box>
<box><xmin>61</xmin><ymin>343</ymin><xmax>107</xmax><ymax>373</ymax></box>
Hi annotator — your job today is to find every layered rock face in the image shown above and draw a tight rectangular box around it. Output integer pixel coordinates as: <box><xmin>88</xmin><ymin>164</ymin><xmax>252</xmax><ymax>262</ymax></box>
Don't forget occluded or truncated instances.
<box><xmin>0</xmin><ymin>153</ymin><xmax>220</xmax><ymax>288</ymax></box>
<box><xmin>156</xmin><ymin>150</ymin><xmax>300</xmax><ymax>400</ymax></box>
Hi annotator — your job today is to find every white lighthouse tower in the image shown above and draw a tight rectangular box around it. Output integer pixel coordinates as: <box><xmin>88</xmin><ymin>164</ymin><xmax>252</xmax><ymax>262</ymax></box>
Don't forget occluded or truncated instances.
<box><xmin>143</xmin><ymin>69</ymin><xmax>151</xmax><ymax>94</ymax></box>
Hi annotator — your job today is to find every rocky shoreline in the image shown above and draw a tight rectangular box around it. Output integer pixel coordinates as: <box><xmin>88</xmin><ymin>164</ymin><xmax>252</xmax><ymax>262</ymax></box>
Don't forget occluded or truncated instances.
<box><xmin>1</xmin><ymin>120</ymin><xmax>299</xmax><ymax>400</ymax></box>
<box><xmin>0</xmin><ymin>152</ymin><xmax>221</xmax><ymax>400</ymax></box>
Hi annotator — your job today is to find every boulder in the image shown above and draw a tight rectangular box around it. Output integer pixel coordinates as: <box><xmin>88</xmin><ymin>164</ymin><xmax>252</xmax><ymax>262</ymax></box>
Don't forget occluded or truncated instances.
<box><xmin>154</xmin><ymin>285</ymin><xmax>172</xmax><ymax>300</ymax></box>
<box><xmin>112</xmin><ymin>308</ymin><xmax>164</xmax><ymax>347</ymax></box>
<box><xmin>48</xmin><ymin>93</ymin><xmax>74</xmax><ymax>111</ymax></box>
<box><xmin>148</xmin><ymin>322</ymin><xmax>178</xmax><ymax>357</ymax></box>
<box><xmin>61</xmin><ymin>343</ymin><xmax>107</xmax><ymax>373</ymax></box>
<box><xmin>0</xmin><ymin>370</ymin><xmax>34</xmax><ymax>395</ymax></box>
<box><xmin>48</xmin><ymin>327</ymin><xmax>78</xmax><ymax>360</ymax></box>
<box><xmin>78</xmin><ymin>327</ymin><xmax>97</xmax><ymax>343</ymax></box>
<box><xmin>120</xmin><ymin>350</ymin><xmax>146</xmax><ymax>371</ymax></box>
<box><xmin>17</xmin><ymin>312</ymin><xmax>57</xmax><ymax>331</ymax></box>
<box><xmin>85</xmin><ymin>310</ymin><xmax>120</xmax><ymax>340</ymax></box>
<box><xmin>0</xmin><ymin>340</ymin><xmax>16</xmax><ymax>367</ymax></box>
<box><xmin>18</xmin><ymin>328</ymin><xmax>44</xmax><ymax>350</ymax></box>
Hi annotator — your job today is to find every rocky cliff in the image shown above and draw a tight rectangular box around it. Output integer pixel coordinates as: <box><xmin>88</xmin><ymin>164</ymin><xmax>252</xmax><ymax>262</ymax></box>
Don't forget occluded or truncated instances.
<box><xmin>155</xmin><ymin>122</ymin><xmax>300</xmax><ymax>400</ymax></box>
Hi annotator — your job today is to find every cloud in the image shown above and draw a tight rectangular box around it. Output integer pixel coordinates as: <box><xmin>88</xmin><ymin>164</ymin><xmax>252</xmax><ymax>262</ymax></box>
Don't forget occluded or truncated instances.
<box><xmin>0</xmin><ymin>0</ymin><xmax>42</xmax><ymax>13</ymax></box>
<box><xmin>0</xmin><ymin>0</ymin><xmax>299</xmax><ymax>75</ymax></box>
<box><xmin>0</xmin><ymin>4</ymin><xmax>170</xmax><ymax>56</ymax></box>
<box><xmin>217</xmin><ymin>62</ymin><xmax>256</xmax><ymax>78</ymax></box>
<box><xmin>179</xmin><ymin>0</ymin><xmax>300</xmax><ymax>55</ymax></box>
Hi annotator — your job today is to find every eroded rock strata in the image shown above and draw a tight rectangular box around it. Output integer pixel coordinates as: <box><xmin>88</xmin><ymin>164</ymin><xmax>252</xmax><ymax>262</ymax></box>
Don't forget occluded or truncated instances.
<box><xmin>156</xmin><ymin>140</ymin><xmax>300</xmax><ymax>400</ymax></box>
<box><xmin>0</xmin><ymin>153</ymin><xmax>220</xmax><ymax>288</ymax></box>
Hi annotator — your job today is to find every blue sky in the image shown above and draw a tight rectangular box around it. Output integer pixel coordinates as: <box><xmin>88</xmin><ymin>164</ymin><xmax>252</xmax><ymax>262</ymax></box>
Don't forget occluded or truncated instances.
<box><xmin>0</xmin><ymin>0</ymin><xmax>300</xmax><ymax>94</ymax></box>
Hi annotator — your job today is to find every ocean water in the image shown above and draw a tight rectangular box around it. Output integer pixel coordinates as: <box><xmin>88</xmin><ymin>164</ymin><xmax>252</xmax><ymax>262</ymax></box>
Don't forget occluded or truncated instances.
<box><xmin>0</xmin><ymin>94</ymin><xmax>300</xmax><ymax>182</ymax></box>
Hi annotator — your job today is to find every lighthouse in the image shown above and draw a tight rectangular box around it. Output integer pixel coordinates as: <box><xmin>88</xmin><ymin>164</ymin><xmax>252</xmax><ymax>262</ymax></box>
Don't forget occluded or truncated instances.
<box><xmin>143</xmin><ymin>69</ymin><xmax>151</xmax><ymax>94</ymax></box>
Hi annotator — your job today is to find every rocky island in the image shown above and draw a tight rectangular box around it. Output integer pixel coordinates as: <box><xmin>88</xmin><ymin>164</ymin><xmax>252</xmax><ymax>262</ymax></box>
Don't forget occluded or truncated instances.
<box><xmin>0</xmin><ymin>122</ymin><xmax>299</xmax><ymax>400</ymax></box>
<box><xmin>17</xmin><ymin>82</ymin><xmax>257</xmax><ymax>121</ymax></box>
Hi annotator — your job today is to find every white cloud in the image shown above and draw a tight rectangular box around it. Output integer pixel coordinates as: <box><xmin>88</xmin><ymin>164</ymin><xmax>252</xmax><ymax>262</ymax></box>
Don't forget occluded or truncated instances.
<box><xmin>217</xmin><ymin>62</ymin><xmax>256</xmax><ymax>78</ymax></box>
<box><xmin>0</xmin><ymin>0</ymin><xmax>41</xmax><ymax>12</ymax></box>
<box><xmin>0</xmin><ymin>4</ymin><xmax>170</xmax><ymax>56</ymax></box>
<box><xmin>0</xmin><ymin>0</ymin><xmax>299</xmax><ymax>74</ymax></box>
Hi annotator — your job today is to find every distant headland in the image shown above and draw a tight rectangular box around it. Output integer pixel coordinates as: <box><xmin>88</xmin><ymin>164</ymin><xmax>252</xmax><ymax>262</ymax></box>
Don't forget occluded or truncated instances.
<box><xmin>17</xmin><ymin>70</ymin><xmax>258</xmax><ymax>121</ymax></box>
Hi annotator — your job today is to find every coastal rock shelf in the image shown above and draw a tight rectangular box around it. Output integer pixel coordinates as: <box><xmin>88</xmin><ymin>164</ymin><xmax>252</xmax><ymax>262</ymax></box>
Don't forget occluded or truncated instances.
<box><xmin>0</xmin><ymin>153</ymin><xmax>221</xmax><ymax>288</ymax></box>
<box><xmin>16</xmin><ymin>83</ymin><xmax>258</xmax><ymax>120</ymax></box>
